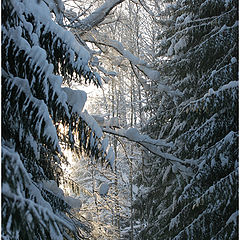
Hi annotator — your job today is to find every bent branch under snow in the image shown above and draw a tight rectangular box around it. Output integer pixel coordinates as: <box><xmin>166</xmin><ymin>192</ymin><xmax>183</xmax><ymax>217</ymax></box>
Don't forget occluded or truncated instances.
<box><xmin>102</xmin><ymin>127</ymin><xmax>194</xmax><ymax>177</ymax></box>
<box><xmin>73</xmin><ymin>0</ymin><xmax>126</xmax><ymax>32</ymax></box>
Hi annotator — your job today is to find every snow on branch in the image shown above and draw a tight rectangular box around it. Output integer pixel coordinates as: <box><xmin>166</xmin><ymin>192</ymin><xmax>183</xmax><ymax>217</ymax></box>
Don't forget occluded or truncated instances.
<box><xmin>102</xmin><ymin>127</ymin><xmax>194</xmax><ymax>177</ymax></box>
<box><xmin>84</xmin><ymin>33</ymin><xmax>182</xmax><ymax>95</ymax></box>
<box><xmin>72</xmin><ymin>0</ymin><xmax>126</xmax><ymax>32</ymax></box>
<box><xmin>84</xmin><ymin>33</ymin><xmax>159</xmax><ymax>79</ymax></box>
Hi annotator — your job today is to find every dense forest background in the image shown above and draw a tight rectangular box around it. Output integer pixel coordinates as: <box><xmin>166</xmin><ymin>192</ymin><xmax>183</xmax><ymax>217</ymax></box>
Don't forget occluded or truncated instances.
<box><xmin>2</xmin><ymin>0</ymin><xmax>238</xmax><ymax>239</ymax></box>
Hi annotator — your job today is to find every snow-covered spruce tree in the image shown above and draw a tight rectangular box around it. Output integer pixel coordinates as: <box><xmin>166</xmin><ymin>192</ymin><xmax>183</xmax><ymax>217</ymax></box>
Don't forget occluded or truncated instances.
<box><xmin>134</xmin><ymin>0</ymin><xmax>238</xmax><ymax>239</ymax></box>
<box><xmin>2</xmin><ymin>0</ymin><xmax>113</xmax><ymax>239</ymax></box>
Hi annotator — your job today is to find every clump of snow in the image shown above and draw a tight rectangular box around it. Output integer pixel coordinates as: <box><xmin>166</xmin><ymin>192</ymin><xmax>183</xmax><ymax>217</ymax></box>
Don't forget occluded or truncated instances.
<box><xmin>42</xmin><ymin>180</ymin><xmax>64</xmax><ymax>197</ymax></box>
<box><xmin>176</xmin><ymin>13</ymin><xmax>186</xmax><ymax>24</ymax></box>
<box><xmin>226</xmin><ymin>211</ymin><xmax>238</xmax><ymax>225</ymax></box>
<box><xmin>101</xmin><ymin>137</ymin><xmax>109</xmax><ymax>153</ymax></box>
<box><xmin>80</xmin><ymin>110</ymin><xmax>103</xmax><ymax>138</ymax></box>
<box><xmin>25</xmin><ymin>133</ymin><xmax>40</xmax><ymax>160</ymax></box>
<box><xmin>92</xmin><ymin>115</ymin><xmax>105</xmax><ymax>126</ymax></box>
<box><xmin>7</xmin><ymin>26</ymin><xmax>31</xmax><ymax>52</ymax></box>
<box><xmin>220</xmin><ymin>24</ymin><xmax>227</xmax><ymax>32</ymax></box>
<box><xmin>172</xmin><ymin>164</ymin><xmax>178</xmax><ymax>173</ymax></box>
<box><xmin>62</xmin><ymin>87</ymin><xmax>87</xmax><ymax>114</ymax></box>
<box><xmin>219</xmin><ymin>81</ymin><xmax>238</xmax><ymax>91</ymax></box>
<box><xmin>211</xmin><ymin>70</ymin><xmax>217</xmax><ymax>77</ymax></box>
<box><xmin>91</xmin><ymin>56</ymin><xmax>99</xmax><ymax>67</ymax></box>
<box><xmin>2</xmin><ymin>144</ymin><xmax>53</xmax><ymax>211</ymax></box>
<box><xmin>224</xmin><ymin>0</ymin><xmax>231</xmax><ymax>8</ymax></box>
<box><xmin>24</xmin><ymin>0</ymin><xmax>52</xmax><ymax>21</ymax></box>
<box><xmin>49</xmin><ymin>75</ymin><xmax>68</xmax><ymax>110</ymax></box>
<box><xmin>45</xmin><ymin>0</ymin><xmax>65</xmax><ymax>24</ymax></box>
<box><xmin>93</xmin><ymin>72</ymin><xmax>102</xmax><ymax>86</ymax></box>
<box><xmin>99</xmin><ymin>182</ymin><xmax>110</xmax><ymax>196</ymax></box>
<box><xmin>174</xmin><ymin>37</ymin><xmax>187</xmax><ymax>54</ymax></box>
<box><xmin>169</xmin><ymin>215</ymin><xmax>179</xmax><ymax>230</ymax></box>
<box><xmin>94</xmin><ymin>37</ymin><xmax>161</xmax><ymax>82</ymax></box>
<box><xmin>106</xmin><ymin>147</ymin><xmax>115</xmax><ymax>168</ymax></box>
<box><xmin>2</xmin><ymin>183</ymin><xmax>11</xmax><ymax>194</ymax></box>
<box><xmin>211</xmin><ymin>158</ymin><xmax>216</xmax><ymax>168</ymax></box>
<box><xmin>8</xmin><ymin>77</ymin><xmax>60</xmax><ymax>150</ymax></box>
<box><xmin>125</xmin><ymin>128</ymin><xmax>141</xmax><ymax>141</ymax></box>
<box><xmin>203</xmin><ymin>81</ymin><xmax>237</xmax><ymax>99</ymax></box>
<box><xmin>106</xmin><ymin>117</ymin><xmax>120</xmax><ymax>128</ymax></box>
<box><xmin>208</xmin><ymin>185</ymin><xmax>214</xmax><ymax>193</ymax></box>
<box><xmin>231</xmin><ymin>57</ymin><xmax>237</xmax><ymax>64</ymax></box>
<box><xmin>184</xmin><ymin>14</ymin><xmax>192</xmax><ymax>24</ymax></box>
<box><xmin>108</xmin><ymin>71</ymin><xmax>118</xmax><ymax>77</ymax></box>
<box><xmin>219</xmin><ymin>153</ymin><xmax>228</xmax><ymax>166</ymax></box>
<box><xmin>168</xmin><ymin>40</ymin><xmax>175</xmax><ymax>56</ymax></box>
<box><xmin>208</xmin><ymin>88</ymin><xmax>214</xmax><ymax>95</ymax></box>
<box><xmin>29</xmin><ymin>46</ymin><xmax>47</xmax><ymax>67</ymax></box>
<box><xmin>26</xmin><ymin>213</ymin><xmax>33</xmax><ymax>223</ymax></box>
<box><xmin>64</xmin><ymin>195</ymin><xmax>82</xmax><ymax>209</ymax></box>
<box><xmin>22</xmin><ymin>0</ymin><xmax>92</xmax><ymax>72</ymax></box>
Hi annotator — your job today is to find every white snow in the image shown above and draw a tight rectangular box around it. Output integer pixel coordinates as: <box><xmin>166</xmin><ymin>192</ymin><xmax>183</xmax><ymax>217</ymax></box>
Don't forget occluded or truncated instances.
<box><xmin>92</xmin><ymin>115</ymin><xmax>105</xmax><ymax>126</ymax></box>
<box><xmin>103</xmin><ymin>127</ymin><xmax>186</xmax><ymax>169</ymax></box>
<box><xmin>231</xmin><ymin>57</ymin><xmax>237</xmax><ymax>64</ymax></box>
<box><xmin>62</xmin><ymin>87</ymin><xmax>87</xmax><ymax>114</ymax></box>
<box><xmin>208</xmin><ymin>186</ymin><xmax>214</xmax><ymax>193</ymax></box>
<box><xmin>79</xmin><ymin>0</ymin><xmax>124</xmax><ymax>30</ymax></box>
<box><xmin>29</xmin><ymin>46</ymin><xmax>47</xmax><ymax>67</ymax></box>
<box><xmin>108</xmin><ymin>71</ymin><xmax>118</xmax><ymax>77</ymax></box>
<box><xmin>44</xmin><ymin>0</ymin><xmax>64</xmax><ymax>24</ymax></box>
<box><xmin>219</xmin><ymin>153</ymin><xmax>228</xmax><ymax>166</ymax></box>
<box><xmin>80</xmin><ymin>110</ymin><xmax>103</xmax><ymax>138</ymax></box>
<box><xmin>64</xmin><ymin>195</ymin><xmax>82</xmax><ymax>209</ymax></box>
<box><xmin>203</xmin><ymin>81</ymin><xmax>238</xmax><ymax>99</ymax></box>
<box><xmin>176</xmin><ymin>14</ymin><xmax>186</xmax><ymax>24</ymax></box>
<box><xmin>25</xmin><ymin>133</ymin><xmax>40</xmax><ymax>159</ymax></box>
<box><xmin>42</xmin><ymin>180</ymin><xmax>64</xmax><ymax>197</ymax></box>
<box><xmin>105</xmin><ymin>117</ymin><xmax>120</xmax><ymax>128</ymax></box>
<box><xmin>226</xmin><ymin>211</ymin><xmax>238</xmax><ymax>225</ymax></box>
<box><xmin>224</xmin><ymin>0</ymin><xmax>231</xmax><ymax>7</ymax></box>
<box><xmin>106</xmin><ymin>147</ymin><xmax>115</xmax><ymax>168</ymax></box>
<box><xmin>184</xmin><ymin>15</ymin><xmax>192</xmax><ymax>24</ymax></box>
<box><xmin>168</xmin><ymin>40</ymin><xmax>174</xmax><ymax>56</ymax></box>
<box><xmin>6</xmin><ymin>26</ymin><xmax>31</xmax><ymax>52</ymax></box>
<box><xmin>162</xmin><ymin>165</ymin><xmax>172</xmax><ymax>183</ymax></box>
<box><xmin>2</xmin><ymin>144</ymin><xmax>53</xmax><ymax>211</ymax></box>
<box><xmin>169</xmin><ymin>215</ymin><xmax>179</xmax><ymax>230</ymax></box>
<box><xmin>125</xmin><ymin>128</ymin><xmax>141</xmax><ymax>141</ymax></box>
<box><xmin>26</xmin><ymin>213</ymin><xmax>33</xmax><ymax>223</ymax></box>
<box><xmin>8</xmin><ymin>77</ymin><xmax>60</xmax><ymax>150</ymax></box>
<box><xmin>19</xmin><ymin>0</ymin><xmax>92</xmax><ymax>73</ymax></box>
<box><xmin>174</xmin><ymin>37</ymin><xmax>187</xmax><ymax>54</ymax></box>
<box><xmin>101</xmin><ymin>137</ymin><xmax>109</xmax><ymax>153</ymax></box>
<box><xmin>24</xmin><ymin>0</ymin><xmax>52</xmax><ymax>21</ymax></box>
<box><xmin>218</xmin><ymin>81</ymin><xmax>238</xmax><ymax>92</ymax></box>
<box><xmin>49</xmin><ymin>75</ymin><xmax>69</xmax><ymax>117</ymax></box>
<box><xmin>86</xmin><ymin>35</ymin><xmax>162</xmax><ymax>83</ymax></box>
<box><xmin>99</xmin><ymin>182</ymin><xmax>110</xmax><ymax>196</ymax></box>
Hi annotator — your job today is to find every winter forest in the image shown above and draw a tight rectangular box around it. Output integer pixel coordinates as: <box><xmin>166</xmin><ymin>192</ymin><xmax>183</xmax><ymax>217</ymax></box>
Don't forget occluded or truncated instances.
<box><xmin>1</xmin><ymin>0</ymin><xmax>238</xmax><ymax>239</ymax></box>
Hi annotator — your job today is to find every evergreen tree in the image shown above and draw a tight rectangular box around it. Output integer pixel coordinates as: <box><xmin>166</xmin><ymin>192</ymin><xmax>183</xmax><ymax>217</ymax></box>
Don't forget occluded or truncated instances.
<box><xmin>134</xmin><ymin>0</ymin><xmax>238</xmax><ymax>239</ymax></box>
<box><xmin>2</xmin><ymin>0</ymin><xmax>113</xmax><ymax>239</ymax></box>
